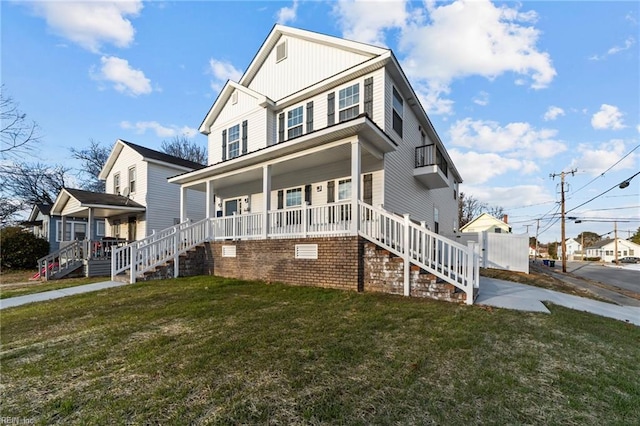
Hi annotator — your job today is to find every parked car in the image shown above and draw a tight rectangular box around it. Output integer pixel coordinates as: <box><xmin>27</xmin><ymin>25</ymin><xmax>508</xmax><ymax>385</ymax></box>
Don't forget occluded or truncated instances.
<box><xmin>613</xmin><ymin>257</ymin><xmax>640</xmax><ymax>264</ymax></box>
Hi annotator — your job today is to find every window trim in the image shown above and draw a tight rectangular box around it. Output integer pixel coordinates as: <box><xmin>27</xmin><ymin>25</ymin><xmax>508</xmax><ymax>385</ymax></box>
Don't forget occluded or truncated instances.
<box><xmin>337</xmin><ymin>179</ymin><xmax>352</xmax><ymax>201</ymax></box>
<box><xmin>392</xmin><ymin>86</ymin><xmax>403</xmax><ymax>137</ymax></box>
<box><xmin>128</xmin><ymin>166</ymin><xmax>136</xmax><ymax>194</ymax></box>
<box><xmin>228</xmin><ymin>124</ymin><xmax>240</xmax><ymax>159</ymax></box>
<box><xmin>285</xmin><ymin>187</ymin><xmax>303</xmax><ymax>208</ymax></box>
<box><xmin>287</xmin><ymin>105</ymin><xmax>304</xmax><ymax>139</ymax></box>
<box><xmin>113</xmin><ymin>173</ymin><xmax>120</xmax><ymax>195</ymax></box>
<box><xmin>96</xmin><ymin>220</ymin><xmax>105</xmax><ymax>237</ymax></box>
<box><xmin>56</xmin><ymin>220</ymin><xmax>87</xmax><ymax>242</ymax></box>
<box><xmin>338</xmin><ymin>83</ymin><xmax>360</xmax><ymax>122</ymax></box>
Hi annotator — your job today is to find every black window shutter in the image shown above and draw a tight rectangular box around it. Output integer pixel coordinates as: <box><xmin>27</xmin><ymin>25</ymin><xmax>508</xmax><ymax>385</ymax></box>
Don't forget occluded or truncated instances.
<box><xmin>241</xmin><ymin>120</ymin><xmax>248</xmax><ymax>154</ymax></box>
<box><xmin>327</xmin><ymin>181</ymin><xmax>335</xmax><ymax>203</ymax></box>
<box><xmin>278</xmin><ymin>113</ymin><xmax>285</xmax><ymax>142</ymax></box>
<box><xmin>304</xmin><ymin>184</ymin><xmax>312</xmax><ymax>205</ymax></box>
<box><xmin>277</xmin><ymin>190</ymin><xmax>284</xmax><ymax>209</ymax></box>
<box><xmin>364</xmin><ymin>77</ymin><xmax>373</xmax><ymax>118</ymax></box>
<box><xmin>327</xmin><ymin>93</ymin><xmax>335</xmax><ymax>125</ymax></box>
<box><xmin>363</xmin><ymin>174</ymin><xmax>373</xmax><ymax>205</ymax></box>
<box><xmin>222</xmin><ymin>129</ymin><xmax>227</xmax><ymax>161</ymax></box>
<box><xmin>306</xmin><ymin>101</ymin><xmax>314</xmax><ymax>133</ymax></box>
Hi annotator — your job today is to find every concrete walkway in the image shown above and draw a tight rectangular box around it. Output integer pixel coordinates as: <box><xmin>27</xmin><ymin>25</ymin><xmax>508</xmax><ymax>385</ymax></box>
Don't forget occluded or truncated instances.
<box><xmin>0</xmin><ymin>281</ymin><xmax>125</xmax><ymax>310</ymax></box>
<box><xmin>477</xmin><ymin>277</ymin><xmax>640</xmax><ymax>326</ymax></box>
<box><xmin>2</xmin><ymin>278</ymin><xmax>639</xmax><ymax>326</ymax></box>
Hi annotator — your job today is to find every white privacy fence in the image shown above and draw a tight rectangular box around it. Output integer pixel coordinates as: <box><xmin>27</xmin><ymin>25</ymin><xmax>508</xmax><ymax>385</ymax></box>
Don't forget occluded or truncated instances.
<box><xmin>111</xmin><ymin>201</ymin><xmax>480</xmax><ymax>304</ymax></box>
<box><xmin>448</xmin><ymin>231</ymin><xmax>529</xmax><ymax>274</ymax></box>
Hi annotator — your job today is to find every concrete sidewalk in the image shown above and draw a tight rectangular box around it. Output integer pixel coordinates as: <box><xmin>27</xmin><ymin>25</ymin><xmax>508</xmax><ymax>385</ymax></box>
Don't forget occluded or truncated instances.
<box><xmin>477</xmin><ymin>277</ymin><xmax>640</xmax><ymax>326</ymax></box>
<box><xmin>0</xmin><ymin>281</ymin><xmax>126</xmax><ymax>310</ymax></box>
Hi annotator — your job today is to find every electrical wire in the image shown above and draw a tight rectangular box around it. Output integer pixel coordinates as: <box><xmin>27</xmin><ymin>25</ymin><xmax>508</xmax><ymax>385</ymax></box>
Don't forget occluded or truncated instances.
<box><xmin>566</xmin><ymin>171</ymin><xmax>640</xmax><ymax>214</ymax></box>
<box><xmin>569</xmin><ymin>144</ymin><xmax>640</xmax><ymax>197</ymax></box>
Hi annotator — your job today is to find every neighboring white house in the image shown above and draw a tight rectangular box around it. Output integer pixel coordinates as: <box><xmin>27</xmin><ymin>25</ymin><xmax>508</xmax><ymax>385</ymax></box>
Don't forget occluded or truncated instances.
<box><xmin>460</xmin><ymin>213</ymin><xmax>511</xmax><ymax>234</ymax></box>
<box><xmin>585</xmin><ymin>238</ymin><xmax>640</xmax><ymax>262</ymax></box>
<box><xmin>169</xmin><ymin>24</ymin><xmax>462</xmax><ymax>232</ymax></box>
<box><xmin>558</xmin><ymin>237</ymin><xmax>582</xmax><ymax>260</ymax></box>
<box><xmin>51</xmin><ymin>140</ymin><xmax>206</xmax><ymax>242</ymax></box>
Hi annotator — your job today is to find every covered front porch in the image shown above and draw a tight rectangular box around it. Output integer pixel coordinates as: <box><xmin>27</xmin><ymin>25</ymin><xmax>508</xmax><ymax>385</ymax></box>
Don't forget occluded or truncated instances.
<box><xmin>171</xmin><ymin>115</ymin><xmax>397</xmax><ymax>238</ymax></box>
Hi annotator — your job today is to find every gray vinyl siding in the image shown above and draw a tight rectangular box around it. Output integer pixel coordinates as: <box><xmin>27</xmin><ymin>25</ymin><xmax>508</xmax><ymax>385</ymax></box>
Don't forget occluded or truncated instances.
<box><xmin>145</xmin><ymin>163</ymin><xmax>205</xmax><ymax>233</ymax></box>
<box><xmin>381</xmin><ymin>70</ymin><xmax>457</xmax><ymax>230</ymax></box>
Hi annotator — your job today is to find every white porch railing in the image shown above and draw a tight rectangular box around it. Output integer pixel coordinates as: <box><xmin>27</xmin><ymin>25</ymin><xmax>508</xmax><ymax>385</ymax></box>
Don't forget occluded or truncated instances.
<box><xmin>111</xmin><ymin>201</ymin><xmax>479</xmax><ymax>304</ymax></box>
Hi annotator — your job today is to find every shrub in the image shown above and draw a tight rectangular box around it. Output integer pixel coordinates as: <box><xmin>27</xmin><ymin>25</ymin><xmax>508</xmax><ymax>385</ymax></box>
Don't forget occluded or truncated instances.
<box><xmin>0</xmin><ymin>227</ymin><xmax>50</xmax><ymax>269</ymax></box>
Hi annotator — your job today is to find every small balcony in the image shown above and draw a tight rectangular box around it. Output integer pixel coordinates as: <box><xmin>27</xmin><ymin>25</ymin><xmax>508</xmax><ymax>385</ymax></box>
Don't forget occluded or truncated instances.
<box><xmin>414</xmin><ymin>144</ymin><xmax>449</xmax><ymax>189</ymax></box>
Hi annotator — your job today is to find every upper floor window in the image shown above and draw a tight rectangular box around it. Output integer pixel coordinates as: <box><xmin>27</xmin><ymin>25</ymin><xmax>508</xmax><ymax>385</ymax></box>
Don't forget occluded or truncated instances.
<box><xmin>287</xmin><ymin>106</ymin><xmax>303</xmax><ymax>139</ymax></box>
<box><xmin>392</xmin><ymin>87</ymin><xmax>403</xmax><ymax>137</ymax></box>
<box><xmin>339</xmin><ymin>83</ymin><xmax>359</xmax><ymax>122</ymax></box>
<box><xmin>128</xmin><ymin>166</ymin><xmax>136</xmax><ymax>193</ymax></box>
<box><xmin>228</xmin><ymin>124</ymin><xmax>240</xmax><ymax>159</ymax></box>
<box><xmin>114</xmin><ymin>173</ymin><xmax>120</xmax><ymax>195</ymax></box>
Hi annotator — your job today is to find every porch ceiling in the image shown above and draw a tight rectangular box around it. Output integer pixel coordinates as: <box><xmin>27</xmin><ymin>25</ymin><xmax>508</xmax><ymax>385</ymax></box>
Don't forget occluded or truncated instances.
<box><xmin>62</xmin><ymin>205</ymin><xmax>146</xmax><ymax>219</ymax></box>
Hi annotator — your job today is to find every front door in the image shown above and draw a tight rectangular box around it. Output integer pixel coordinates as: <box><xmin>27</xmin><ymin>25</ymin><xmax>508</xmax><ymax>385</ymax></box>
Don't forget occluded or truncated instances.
<box><xmin>224</xmin><ymin>199</ymin><xmax>242</xmax><ymax>216</ymax></box>
<box><xmin>127</xmin><ymin>217</ymin><xmax>137</xmax><ymax>241</ymax></box>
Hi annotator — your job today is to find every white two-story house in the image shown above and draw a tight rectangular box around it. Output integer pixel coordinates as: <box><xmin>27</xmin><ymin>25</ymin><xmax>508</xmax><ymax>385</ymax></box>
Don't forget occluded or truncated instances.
<box><xmin>113</xmin><ymin>25</ymin><xmax>477</xmax><ymax>304</ymax></box>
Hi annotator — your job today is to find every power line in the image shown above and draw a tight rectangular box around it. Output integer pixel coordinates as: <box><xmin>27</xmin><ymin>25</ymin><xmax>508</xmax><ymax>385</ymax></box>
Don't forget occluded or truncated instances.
<box><xmin>569</xmin><ymin>144</ymin><xmax>640</xmax><ymax>197</ymax></box>
<box><xmin>566</xmin><ymin>170</ymin><xmax>640</xmax><ymax>214</ymax></box>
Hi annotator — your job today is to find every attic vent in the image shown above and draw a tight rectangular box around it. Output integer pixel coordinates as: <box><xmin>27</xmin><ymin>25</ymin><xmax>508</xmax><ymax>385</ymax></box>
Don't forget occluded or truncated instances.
<box><xmin>222</xmin><ymin>245</ymin><xmax>237</xmax><ymax>258</ymax></box>
<box><xmin>295</xmin><ymin>244</ymin><xmax>318</xmax><ymax>260</ymax></box>
<box><xmin>231</xmin><ymin>91</ymin><xmax>238</xmax><ymax>105</ymax></box>
<box><xmin>276</xmin><ymin>40</ymin><xmax>287</xmax><ymax>63</ymax></box>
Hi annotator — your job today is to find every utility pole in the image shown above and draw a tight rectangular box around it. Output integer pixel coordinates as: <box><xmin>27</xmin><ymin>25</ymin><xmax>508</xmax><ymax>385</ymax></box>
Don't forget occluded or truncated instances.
<box><xmin>614</xmin><ymin>221</ymin><xmax>619</xmax><ymax>265</ymax></box>
<box><xmin>534</xmin><ymin>219</ymin><xmax>540</xmax><ymax>263</ymax></box>
<box><xmin>524</xmin><ymin>224</ymin><xmax>532</xmax><ymax>234</ymax></box>
<box><xmin>580</xmin><ymin>232</ymin><xmax>585</xmax><ymax>261</ymax></box>
<box><xmin>550</xmin><ymin>169</ymin><xmax>577</xmax><ymax>273</ymax></box>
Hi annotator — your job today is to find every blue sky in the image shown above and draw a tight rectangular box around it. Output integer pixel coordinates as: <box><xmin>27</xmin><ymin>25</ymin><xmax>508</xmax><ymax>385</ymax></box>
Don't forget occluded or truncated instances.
<box><xmin>2</xmin><ymin>0</ymin><xmax>639</xmax><ymax>241</ymax></box>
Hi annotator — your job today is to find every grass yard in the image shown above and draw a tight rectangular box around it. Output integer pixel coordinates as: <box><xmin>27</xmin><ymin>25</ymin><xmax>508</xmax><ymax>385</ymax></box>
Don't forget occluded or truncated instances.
<box><xmin>0</xmin><ymin>270</ymin><xmax>106</xmax><ymax>299</ymax></box>
<box><xmin>1</xmin><ymin>276</ymin><xmax>639</xmax><ymax>425</ymax></box>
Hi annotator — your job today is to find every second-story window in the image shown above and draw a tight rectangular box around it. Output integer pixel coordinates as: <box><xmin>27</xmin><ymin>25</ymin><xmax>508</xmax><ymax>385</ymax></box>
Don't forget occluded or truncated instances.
<box><xmin>114</xmin><ymin>173</ymin><xmax>120</xmax><ymax>195</ymax></box>
<box><xmin>392</xmin><ymin>87</ymin><xmax>403</xmax><ymax>137</ymax></box>
<box><xmin>287</xmin><ymin>106</ymin><xmax>303</xmax><ymax>139</ymax></box>
<box><xmin>128</xmin><ymin>166</ymin><xmax>136</xmax><ymax>193</ymax></box>
<box><xmin>228</xmin><ymin>124</ymin><xmax>240</xmax><ymax>159</ymax></box>
<box><xmin>339</xmin><ymin>83</ymin><xmax>359</xmax><ymax>122</ymax></box>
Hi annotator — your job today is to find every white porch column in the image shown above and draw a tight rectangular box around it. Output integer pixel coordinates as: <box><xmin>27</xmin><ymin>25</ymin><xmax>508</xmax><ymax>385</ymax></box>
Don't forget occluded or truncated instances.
<box><xmin>61</xmin><ymin>215</ymin><xmax>66</xmax><ymax>242</ymax></box>
<box><xmin>180</xmin><ymin>186</ymin><xmax>188</xmax><ymax>222</ymax></box>
<box><xmin>87</xmin><ymin>208</ymin><xmax>93</xmax><ymax>241</ymax></box>
<box><xmin>350</xmin><ymin>140</ymin><xmax>361</xmax><ymax>235</ymax></box>
<box><xmin>205</xmin><ymin>180</ymin><xmax>215</xmax><ymax>218</ymax></box>
<box><xmin>262</xmin><ymin>165</ymin><xmax>272</xmax><ymax>239</ymax></box>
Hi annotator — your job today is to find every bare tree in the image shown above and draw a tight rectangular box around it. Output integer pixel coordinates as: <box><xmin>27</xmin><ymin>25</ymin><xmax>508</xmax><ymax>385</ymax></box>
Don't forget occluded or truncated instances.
<box><xmin>0</xmin><ymin>162</ymin><xmax>70</xmax><ymax>206</ymax></box>
<box><xmin>70</xmin><ymin>139</ymin><xmax>110</xmax><ymax>192</ymax></box>
<box><xmin>458</xmin><ymin>192</ymin><xmax>505</xmax><ymax>228</ymax></box>
<box><xmin>1</xmin><ymin>85</ymin><xmax>41</xmax><ymax>160</ymax></box>
<box><xmin>161</xmin><ymin>135</ymin><xmax>206</xmax><ymax>164</ymax></box>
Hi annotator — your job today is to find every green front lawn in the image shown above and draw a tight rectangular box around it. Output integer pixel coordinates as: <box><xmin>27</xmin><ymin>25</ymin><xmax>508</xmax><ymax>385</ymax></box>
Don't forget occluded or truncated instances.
<box><xmin>1</xmin><ymin>276</ymin><xmax>638</xmax><ymax>424</ymax></box>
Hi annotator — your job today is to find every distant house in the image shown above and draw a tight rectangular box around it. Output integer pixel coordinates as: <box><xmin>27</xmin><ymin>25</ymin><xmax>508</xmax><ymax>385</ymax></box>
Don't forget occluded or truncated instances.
<box><xmin>558</xmin><ymin>237</ymin><xmax>582</xmax><ymax>260</ymax></box>
<box><xmin>22</xmin><ymin>203</ymin><xmax>103</xmax><ymax>253</ymax></box>
<box><xmin>460</xmin><ymin>213</ymin><xmax>511</xmax><ymax>234</ymax></box>
<box><xmin>585</xmin><ymin>238</ymin><xmax>640</xmax><ymax>262</ymax></box>
<box><xmin>51</xmin><ymin>139</ymin><xmax>206</xmax><ymax>242</ymax></box>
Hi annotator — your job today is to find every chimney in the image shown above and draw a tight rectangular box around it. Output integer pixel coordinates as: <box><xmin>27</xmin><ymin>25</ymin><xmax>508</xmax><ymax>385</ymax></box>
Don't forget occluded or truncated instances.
<box><xmin>502</xmin><ymin>214</ymin><xmax>508</xmax><ymax>224</ymax></box>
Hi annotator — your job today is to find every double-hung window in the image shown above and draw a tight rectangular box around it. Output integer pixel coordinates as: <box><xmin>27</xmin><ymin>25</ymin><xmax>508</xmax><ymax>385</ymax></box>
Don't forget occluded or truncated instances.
<box><xmin>128</xmin><ymin>166</ymin><xmax>136</xmax><ymax>193</ymax></box>
<box><xmin>114</xmin><ymin>173</ymin><xmax>120</xmax><ymax>195</ymax></box>
<box><xmin>338</xmin><ymin>83</ymin><xmax>359</xmax><ymax>122</ymax></box>
<box><xmin>392</xmin><ymin>87</ymin><xmax>403</xmax><ymax>137</ymax></box>
<box><xmin>337</xmin><ymin>179</ymin><xmax>351</xmax><ymax>201</ymax></box>
<box><xmin>287</xmin><ymin>106</ymin><xmax>303</xmax><ymax>139</ymax></box>
<box><xmin>286</xmin><ymin>188</ymin><xmax>302</xmax><ymax>207</ymax></box>
<box><xmin>228</xmin><ymin>124</ymin><xmax>240</xmax><ymax>159</ymax></box>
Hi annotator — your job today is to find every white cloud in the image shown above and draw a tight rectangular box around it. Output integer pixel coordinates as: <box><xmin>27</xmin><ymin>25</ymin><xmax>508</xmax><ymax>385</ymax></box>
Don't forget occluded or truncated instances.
<box><xmin>333</xmin><ymin>0</ymin><xmax>410</xmax><ymax>47</ymax></box>
<box><xmin>276</xmin><ymin>0</ymin><xmax>299</xmax><ymax>25</ymax></box>
<box><xmin>591</xmin><ymin>104</ymin><xmax>626</xmax><ymax>130</ymax></box>
<box><xmin>29</xmin><ymin>1</ymin><xmax>143</xmax><ymax>53</ymax></box>
<box><xmin>120</xmin><ymin>121</ymin><xmax>197</xmax><ymax>138</ymax></box>
<box><xmin>589</xmin><ymin>37</ymin><xmax>636</xmax><ymax>61</ymax></box>
<box><xmin>92</xmin><ymin>56</ymin><xmax>152</xmax><ymax>96</ymax></box>
<box><xmin>208</xmin><ymin>59</ymin><xmax>243</xmax><ymax>93</ymax></box>
<box><xmin>570</xmin><ymin>139</ymin><xmax>637</xmax><ymax>176</ymax></box>
<box><xmin>543</xmin><ymin>106</ymin><xmax>565</xmax><ymax>121</ymax></box>
<box><xmin>333</xmin><ymin>0</ymin><xmax>556</xmax><ymax>115</ymax></box>
<box><xmin>449</xmin><ymin>118</ymin><xmax>567</xmax><ymax>158</ymax></box>
<box><xmin>448</xmin><ymin>149</ymin><xmax>531</xmax><ymax>185</ymax></box>
<box><xmin>461</xmin><ymin>184</ymin><xmax>553</xmax><ymax>209</ymax></box>
<box><xmin>473</xmin><ymin>91</ymin><xmax>489</xmax><ymax>106</ymax></box>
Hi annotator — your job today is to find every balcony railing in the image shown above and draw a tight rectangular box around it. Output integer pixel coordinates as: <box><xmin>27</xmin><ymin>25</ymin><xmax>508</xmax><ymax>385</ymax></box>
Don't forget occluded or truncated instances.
<box><xmin>415</xmin><ymin>144</ymin><xmax>448</xmax><ymax>177</ymax></box>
